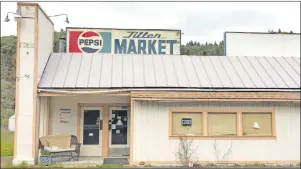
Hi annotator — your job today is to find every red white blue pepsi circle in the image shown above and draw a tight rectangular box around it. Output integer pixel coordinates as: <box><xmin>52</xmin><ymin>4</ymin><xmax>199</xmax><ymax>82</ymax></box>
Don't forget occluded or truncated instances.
<box><xmin>78</xmin><ymin>31</ymin><xmax>103</xmax><ymax>53</ymax></box>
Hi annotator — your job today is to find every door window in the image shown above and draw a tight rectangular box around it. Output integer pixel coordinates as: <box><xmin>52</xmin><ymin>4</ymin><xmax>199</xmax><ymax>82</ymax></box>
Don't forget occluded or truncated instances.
<box><xmin>111</xmin><ymin>110</ymin><xmax>127</xmax><ymax>145</ymax></box>
<box><xmin>83</xmin><ymin>110</ymin><xmax>100</xmax><ymax>145</ymax></box>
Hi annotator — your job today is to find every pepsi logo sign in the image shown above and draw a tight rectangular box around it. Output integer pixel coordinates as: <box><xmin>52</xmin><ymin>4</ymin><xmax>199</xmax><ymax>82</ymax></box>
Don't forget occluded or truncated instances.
<box><xmin>78</xmin><ymin>31</ymin><xmax>103</xmax><ymax>53</ymax></box>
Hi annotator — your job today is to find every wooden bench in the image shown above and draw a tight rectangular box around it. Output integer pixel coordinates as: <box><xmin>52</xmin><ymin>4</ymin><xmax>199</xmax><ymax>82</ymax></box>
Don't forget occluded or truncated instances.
<box><xmin>39</xmin><ymin>135</ymin><xmax>81</xmax><ymax>162</ymax></box>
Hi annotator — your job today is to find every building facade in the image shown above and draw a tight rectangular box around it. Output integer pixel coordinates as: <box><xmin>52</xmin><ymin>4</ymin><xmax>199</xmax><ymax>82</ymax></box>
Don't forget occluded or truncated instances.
<box><xmin>13</xmin><ymin>2</ymin><xmax>300</xmax><ymax>165</ymax></box>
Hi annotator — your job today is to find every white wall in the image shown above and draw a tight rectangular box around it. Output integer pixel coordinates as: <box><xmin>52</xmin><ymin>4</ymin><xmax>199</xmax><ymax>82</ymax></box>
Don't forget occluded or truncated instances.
<box><xmin>225</xmin><ymin>32</ymin><xmax>300</xmax><ymax>57</ymax></box>
<box><xmin>37</xmin><ymin>8</ymin><xmax>53</xmax><ymax>82</ymax></box>
<box><xmin>133</xmin><ymin>101</ymin><xmax>300</xmax><ymax>163</ymax></box>
<box><xmin>14</xmin><ymin>4</ymin><xmax>54</xmax><ymax>165</ymax></box>
<box><xmin>39</xmin><ymin>97</ymin><xmax>48</xmax><ymax>137</ymax></box>
<box><xmin>48</xmin><ymin>96</ymin><xmax>130</xmax><ymax>135</ymax></box>
<box><xmin>14</xmin><ymin>5</ymin><xmax>36</xmax><ymax>165</ymax></box>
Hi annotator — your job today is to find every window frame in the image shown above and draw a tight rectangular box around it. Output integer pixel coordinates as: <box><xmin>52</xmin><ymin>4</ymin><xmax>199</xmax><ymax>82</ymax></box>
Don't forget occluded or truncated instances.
<box><xmin>170</xmin><ymin>111</ymin><xmax>203</xmax><ymax>137</ymax></box>
<box><xmin>169</xmin><ymin>109</ymin><xmax>276</xmax><ymax>140</ymax></box>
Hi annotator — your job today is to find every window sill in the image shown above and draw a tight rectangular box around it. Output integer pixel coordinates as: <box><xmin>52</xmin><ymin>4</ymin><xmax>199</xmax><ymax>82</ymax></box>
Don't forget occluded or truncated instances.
<box><xmin>169</xmin><ymin>136</ymin><xmax>276</xmax><ymax>140</ymax></box>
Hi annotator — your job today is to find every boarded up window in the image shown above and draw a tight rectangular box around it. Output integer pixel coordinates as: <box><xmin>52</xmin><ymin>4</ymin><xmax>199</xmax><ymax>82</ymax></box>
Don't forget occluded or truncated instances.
<box><xmin>242</xmin><ymin>113</ymin><xmax>272</xmax><ymax>136</ymax></box>
<box><xmin>172</xmin><ymin>112</ymin><xmax>202</xmax><ymax>136</ymax></box>
<box><xmin>208</xmin><ymin>113</ymin><xmax>236</xmax><ymax>136</ymax></box>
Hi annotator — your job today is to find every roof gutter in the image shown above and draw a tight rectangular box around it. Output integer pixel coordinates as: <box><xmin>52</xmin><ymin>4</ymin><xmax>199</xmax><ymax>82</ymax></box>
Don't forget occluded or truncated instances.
<box><xmin>37</xmin><ymin>88</ymin><xmax>300</xmax><ymax>94</ymax></box>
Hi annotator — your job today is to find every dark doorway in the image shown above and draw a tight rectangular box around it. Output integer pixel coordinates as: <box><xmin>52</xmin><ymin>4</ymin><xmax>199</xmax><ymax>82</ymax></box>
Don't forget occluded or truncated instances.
<box><xmin>83</xmin><ymin>110</ymin><xmax>100</xmax><ymax>145</ymax></box>
<box><xmin>111</xmin><ymin>110</ymin><xmax>128</xmax><ymax>145</ymax></box>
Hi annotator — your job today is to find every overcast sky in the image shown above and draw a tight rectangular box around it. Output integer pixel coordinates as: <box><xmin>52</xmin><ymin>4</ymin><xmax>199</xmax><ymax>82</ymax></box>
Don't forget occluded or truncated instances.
<box><xmin>1</xmin><ymin>1</ymin><xmax>300</xmax><ymax>44</ymax></box>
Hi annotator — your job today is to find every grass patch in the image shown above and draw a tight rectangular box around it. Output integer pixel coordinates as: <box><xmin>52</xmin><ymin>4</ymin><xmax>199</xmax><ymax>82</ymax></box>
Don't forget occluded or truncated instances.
<box><xmin>4</xmin><ymin>162</ymin><xmax>65</xmax><ymax>168</ymax></box>
<box><xmin>96</xmin><ymin>164</ymin><xmax>123</xmax><ymax>168</ymax></box>
<box><xmin>1</xmin><ymin>127</ymin><xmax>14</xmax><ymax>156</ymax></box>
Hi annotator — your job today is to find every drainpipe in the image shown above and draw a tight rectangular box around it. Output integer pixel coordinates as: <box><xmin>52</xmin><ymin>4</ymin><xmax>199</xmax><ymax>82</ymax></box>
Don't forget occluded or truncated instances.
<box><xmin>58</xmin><ymin>29</ymin><xmax>65</xmax><ymax>52</ymax></box>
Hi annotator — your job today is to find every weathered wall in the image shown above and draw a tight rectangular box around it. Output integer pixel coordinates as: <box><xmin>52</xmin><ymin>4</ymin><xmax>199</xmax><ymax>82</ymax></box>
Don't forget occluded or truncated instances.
<box><xmin>133</xmin><ymin>101</ymin><xmax>300</xmax><ymax>163</ymax></box>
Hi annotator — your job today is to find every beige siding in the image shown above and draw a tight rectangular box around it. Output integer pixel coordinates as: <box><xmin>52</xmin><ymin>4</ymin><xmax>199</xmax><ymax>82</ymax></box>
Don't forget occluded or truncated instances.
<box><xmin>48</xmin><ymin>96</ymin><xmax>130</xmax><ymax>135</ymax></box>
<box><xmin>133</xmin><ymin>101</ymin><xmax>300</xmax><ymax>162</ymax></box>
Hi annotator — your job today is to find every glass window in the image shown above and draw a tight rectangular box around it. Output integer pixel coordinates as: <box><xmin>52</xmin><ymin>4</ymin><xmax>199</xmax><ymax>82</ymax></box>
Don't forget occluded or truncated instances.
<box><xmin>172</xmin><ymin>112</ymin><xmax>202</xmax><ymax>136</ymax></box>
<box><xmin>208</xmin><ymin>113</ymin><xmax>237</xmax><ymax>136</ymax></box>
<box><xmin>242</xmin><ymin>113</ymin><xmax>272</xmax><ymax>136</ymax></box>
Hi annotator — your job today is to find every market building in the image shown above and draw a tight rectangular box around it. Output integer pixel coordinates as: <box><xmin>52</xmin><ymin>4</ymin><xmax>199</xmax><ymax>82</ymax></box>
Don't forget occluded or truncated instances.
<box><xmin>11</xmin><ymin>2</ymin><xmax>300</xmax><ymax>165</ymax></box>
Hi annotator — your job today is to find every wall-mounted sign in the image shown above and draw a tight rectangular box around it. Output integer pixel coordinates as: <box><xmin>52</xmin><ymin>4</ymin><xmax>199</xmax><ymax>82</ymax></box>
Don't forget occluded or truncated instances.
<box><xmin>181</xmin><ymin>118</ymin><xmax>192</xmax><ymax>126</ymax></box>
<box><xmin>60</xmin><ymin>109</ymin><xmax>71</xmax><ymax>124</ymax></box>
<box><xmin>66</xmin><ymin>27</ymin><xmax>181</xmax><ymax>55</ymax></box>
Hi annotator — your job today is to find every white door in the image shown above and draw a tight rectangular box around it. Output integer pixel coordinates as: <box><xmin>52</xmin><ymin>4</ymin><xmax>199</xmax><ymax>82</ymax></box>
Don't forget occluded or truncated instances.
<box><xmin>109</xmin><ymin>107</ymin><xmax>129</xmax><ymax>148</ymax></box>
<box><xmin>80</xmin><ymin>107</ymin><xmax>102</xmax><ymax>156</ymax></box>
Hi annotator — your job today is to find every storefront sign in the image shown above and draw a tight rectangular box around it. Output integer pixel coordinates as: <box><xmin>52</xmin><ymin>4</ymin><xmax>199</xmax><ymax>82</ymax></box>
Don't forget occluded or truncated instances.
<box><xmin>67</xmin><ymin>28</ymin><xmax>181</xmax><ymax>55</ymax></box>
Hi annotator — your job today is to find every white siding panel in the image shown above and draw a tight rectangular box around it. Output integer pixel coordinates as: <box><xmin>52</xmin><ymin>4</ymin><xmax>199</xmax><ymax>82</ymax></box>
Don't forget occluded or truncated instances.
<box><xmin>133</xmin><ymin>101</ymin><xmax>141</xmax><ymax>161</ymax></box>
<box><xmin>133</xmin><ymin>101</ymin><xmax>300</xmax><ymax>162</ymax></box>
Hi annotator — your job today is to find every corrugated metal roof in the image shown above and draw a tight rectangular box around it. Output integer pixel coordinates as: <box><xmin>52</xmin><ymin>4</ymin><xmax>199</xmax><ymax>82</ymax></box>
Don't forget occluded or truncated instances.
<box><xmin>38</xmin><ymin>54</ymin><xmax>300</xmax><ymax>90</ymax></box>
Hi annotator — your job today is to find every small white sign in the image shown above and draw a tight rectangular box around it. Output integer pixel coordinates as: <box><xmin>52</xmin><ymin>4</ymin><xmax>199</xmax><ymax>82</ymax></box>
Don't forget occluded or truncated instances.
<box><xmin>117</xmin><ymin>116</ymin><xmax>121</xmax><ymax>119</ymax></box>
<box><xmin>253</xmin><ymin>122</ymin><xmax>260</xmax><ymax>129</ymax></box>
<box><xmin>116</xmin><ymin>130</ymin><xmax>120</xmax><ymax>134</ymax></box>
<box><xmin>112</xmin><ymin>114</ymin><xmax>115</xmax><ymax>118</ymax></box>
<box><xmin>60</xmin><ymin>109</ymin><xmax>71</xmax><ymax>124</ymax></box>
<box><xmin>112</xmin><ymin>124</ymin><xmax>116</xmax><ymax>129</ymax></box>
<box><xmin>89</xmin><ymin>133</ymin><xmax>93</xmax><ymax>136</ymax></box>
<box><xmin>116</xmin><ymin>119</ymin><xmax>123</xmax><ymax>125</ymax></box>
